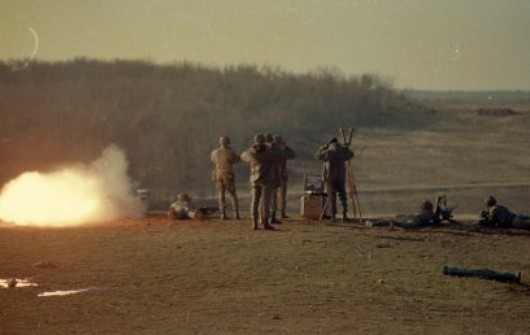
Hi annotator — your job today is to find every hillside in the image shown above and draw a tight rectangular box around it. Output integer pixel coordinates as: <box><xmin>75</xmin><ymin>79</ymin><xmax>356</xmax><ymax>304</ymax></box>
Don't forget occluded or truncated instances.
<box><xmin>406</xmin><ymin>89</ymin><xmax>530</xmax><ymax>103</ymax></box>
<box><xmin>0</xmin><ymin>59</ymin><xmax>435</xmax><ymax>205</ymax></box>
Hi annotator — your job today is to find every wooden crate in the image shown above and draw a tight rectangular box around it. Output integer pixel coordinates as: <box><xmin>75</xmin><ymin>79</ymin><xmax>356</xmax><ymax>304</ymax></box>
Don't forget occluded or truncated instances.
<box><xmin>300</xmin><ymin>194</ymin><xmax>329</xmax><ymax>220</ymax></box>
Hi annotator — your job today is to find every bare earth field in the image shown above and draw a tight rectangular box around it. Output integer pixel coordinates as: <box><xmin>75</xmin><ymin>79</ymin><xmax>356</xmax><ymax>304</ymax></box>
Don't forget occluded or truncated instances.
<box><xmin>2</xmin><ymin>103</ymin><xmax>530</xmax><ymax>334</ymax></box>
<box><xmin>1</xmin><ymin>215</ymin><xmax>530</xmax><ymax>335</ymax></box>
<box><xmin>286</xmin><ymin>103</ymin><xmax>530</xmax><ymax>216</ymax></box>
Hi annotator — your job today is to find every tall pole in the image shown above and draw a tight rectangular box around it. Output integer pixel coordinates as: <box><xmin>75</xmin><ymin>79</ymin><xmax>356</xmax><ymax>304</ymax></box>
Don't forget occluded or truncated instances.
<box><xmin>340</xmin><ymin>127</ymin><xmax>362</xmax><ymax>223</ymax></box>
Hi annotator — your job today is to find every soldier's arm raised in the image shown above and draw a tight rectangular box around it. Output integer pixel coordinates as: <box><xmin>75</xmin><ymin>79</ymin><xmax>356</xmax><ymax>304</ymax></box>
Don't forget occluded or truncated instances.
<box><xmin>241</xmin><ymin>150</ymin><xmax>256</xmax><ymax>164</ymax></box>
<box><xmin>210</xmin><ymin>150</ymin><xmax>217</xmax><ymax>164</ymax></box>
<box><xmin>314</xmin><ymin>146</ymin><xmax>327</xmax><ymax>161</ymax></box>
<box><xmin>346</xmin><ymin>148</ymin><xmax>354</xmax><ymax>160</ymax></box>
<box><xmin>285</xmin><ymin>145</ymin><xmax>296</xmax><ymax>160</ymax></box>
<box><xmin>232</xmin><ymin>150</ymin><xmax>242</xmax><ymax>164</ymax></box>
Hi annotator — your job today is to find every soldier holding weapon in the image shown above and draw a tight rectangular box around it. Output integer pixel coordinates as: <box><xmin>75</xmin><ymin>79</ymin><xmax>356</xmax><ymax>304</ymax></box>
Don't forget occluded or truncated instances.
<box><xmin>269</xmin><ymin>135</ymin><xmax>296</xmax><ymax>222</ymax></box>
<box><xmin>479</xmin><ymin>196</ymin><xmax>530</xmax><ymax>229</ymax></box>
<box><xmin>314</xmin><ymin>136</ymin><xmax>354</xmax><ymax>222</ymax></box>
<box><xmin>241</xmin><ymin>134</ymin><xmax>278</xmax><ymax>230</ymax></box>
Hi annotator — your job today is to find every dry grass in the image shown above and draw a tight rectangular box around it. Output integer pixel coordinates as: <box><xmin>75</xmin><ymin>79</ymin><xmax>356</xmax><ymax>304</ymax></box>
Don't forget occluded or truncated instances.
<box><xmin>287</xmin><ymin>103</ymin><xmax>530</xmax><ymax>215</ymax></box>
<box><xmin>1</xmin><ymin>215</ymin><xmax>530</xmax><ymax>334</ymax></box>
<box><xmin>2</xmin><ymin>103</ymin><xmax>530</xmax><ymax>334</ymax></box>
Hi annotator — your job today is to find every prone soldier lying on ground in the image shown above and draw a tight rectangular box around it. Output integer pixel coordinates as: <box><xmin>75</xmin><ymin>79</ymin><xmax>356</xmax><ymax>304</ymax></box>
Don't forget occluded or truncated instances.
<box><xmin>168</xmin><ymin>193</ymin><xmax>218</xmax><ymax>221</ymax></box>
<box><xmin>478</xmin><ymin>196</ymin><xmax>530</xmax><ymax>229</ymax></box>
<box><xmin>370</xmin><ymin>199</ymin><xmax>441</xmax><ymax>229</ymax></box>
<box><xmin>394</xmin><ymin>199</ymin><xmax>441</xmax><ymax>228</ymax></box>
<box><xmin>369</xmin><ymin>195</ymin><xmax>458</xmax><ymax>229</ymax></box>
<box><xmin>168</xmin><ymin>193</ymin><xmax>194</xmax><ymax>220</ymax></box>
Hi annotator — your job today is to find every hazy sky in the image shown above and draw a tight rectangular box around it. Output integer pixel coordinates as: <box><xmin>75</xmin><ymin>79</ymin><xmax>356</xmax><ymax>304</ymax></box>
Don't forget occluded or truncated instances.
<box><xmin>2</xmin><ymin>0</ymin><xmax>529</xmax><ymax>90</ymax></box>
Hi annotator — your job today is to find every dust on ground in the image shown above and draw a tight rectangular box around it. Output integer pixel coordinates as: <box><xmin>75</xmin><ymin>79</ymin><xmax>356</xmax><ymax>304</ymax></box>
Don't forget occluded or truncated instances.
<box><xmin>1</xmin><ymin>213</ymin><xmax>530</xmax><ymax>334</ymax></box>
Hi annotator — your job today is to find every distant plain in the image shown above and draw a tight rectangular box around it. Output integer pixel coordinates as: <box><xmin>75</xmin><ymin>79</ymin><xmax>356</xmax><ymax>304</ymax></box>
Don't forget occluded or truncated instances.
<box><xmin>1</xmin><ymin>100</ymin><xmax>530</xmax><ymax>334</ymax></box>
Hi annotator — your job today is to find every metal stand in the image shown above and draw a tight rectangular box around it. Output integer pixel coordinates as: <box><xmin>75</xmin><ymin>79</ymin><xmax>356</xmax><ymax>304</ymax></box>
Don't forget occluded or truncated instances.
<box><xmin>340</xmin><ymin>128</ymin><xmax>362</xmax><ymax>223</ymax></box>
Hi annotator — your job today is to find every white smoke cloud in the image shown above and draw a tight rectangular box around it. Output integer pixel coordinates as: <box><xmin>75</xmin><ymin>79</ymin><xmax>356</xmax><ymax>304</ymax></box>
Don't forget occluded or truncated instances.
<box><xmin>0</xmin><ymin>144</ymin><xmax>144</xmax><ymax>227</ymax></box>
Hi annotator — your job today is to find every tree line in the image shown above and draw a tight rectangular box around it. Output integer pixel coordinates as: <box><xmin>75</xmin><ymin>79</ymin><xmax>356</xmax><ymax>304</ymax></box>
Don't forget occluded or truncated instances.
<box><xmin>0</xmin><ymin>59</ymin><xmax>435</xmax><ymax>206</ymax></box>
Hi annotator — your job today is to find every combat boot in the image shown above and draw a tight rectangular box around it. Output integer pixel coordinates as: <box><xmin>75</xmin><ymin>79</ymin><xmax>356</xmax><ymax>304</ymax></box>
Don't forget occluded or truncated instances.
<box><xmin>252</xmin><ymin>218</ymin><xmax>259</xmax><ymax>230</ymax></box>
<box><xmin>220</xmin><ymin>211</ymin><xmax>227</xmax><ymax>220</ymax></box>
<box><xmin>270</xmin><ymin>216</ymin><xmax>282</xmax><ymax>224</ymax></box>
<box><xmin>233</xmin><ymin>199</ymin><xmax>241</xmax><ymax>220</ymax></box>
<box><xmin>264</xmin><ymin>223</ymin><xmax>276</xmax><ymax>231</ymax></box>
<box><xmin>263</xmin><ymin>218</ymin><xmax>276</xmax><ymax>230</ymax></box>
<box><xmin>342</xmin><ymin>211</ymin><xmax>351</xmax><ymax>223</ymax></box>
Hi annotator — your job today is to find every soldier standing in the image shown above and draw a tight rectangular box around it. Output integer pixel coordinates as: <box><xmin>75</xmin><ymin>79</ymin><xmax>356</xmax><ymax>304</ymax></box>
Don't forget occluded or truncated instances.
<box><xmin>241</xmin><ymin>134</ymin><xmax>277</xmax><ymax>230</ymax></box>
<box><xmin>210</xmin><ymin>136</ymin><xmax>241</xmax><ymax>220</ymax></box>
<box><xmin>273</xmin><ymin>135</ymin><xmax>296</xmax><ymax>219</ymax></box>
<box><xmin>264</xmin><ymin>133</ymin><xmax>282</xmax><ymax>224</ymax></box>
<box><xmin>314</xmin><ymin>137</ymin><xmax>354</xmax><ymax>222</ymax></box>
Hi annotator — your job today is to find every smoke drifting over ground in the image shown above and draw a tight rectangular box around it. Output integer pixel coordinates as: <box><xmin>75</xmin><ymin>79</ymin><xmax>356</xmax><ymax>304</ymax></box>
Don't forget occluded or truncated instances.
<box><xmin>0</xmin><ymin>144</ymin><xmax>144</xmax><ymax>227</ymax></box>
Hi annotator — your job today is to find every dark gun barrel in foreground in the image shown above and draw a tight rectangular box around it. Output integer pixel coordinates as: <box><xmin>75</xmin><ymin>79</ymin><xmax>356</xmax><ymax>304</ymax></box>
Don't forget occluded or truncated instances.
<box><xmin>443</xmin><ymin>265</ymin><xmax>521</xmax><ymax>283</ymax></box>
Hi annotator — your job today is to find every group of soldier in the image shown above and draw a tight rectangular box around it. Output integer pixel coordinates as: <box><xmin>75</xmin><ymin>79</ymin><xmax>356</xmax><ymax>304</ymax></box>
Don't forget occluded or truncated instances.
<box><xmin>370</xmin><ymin>194</ymin><xmax>530</xmax><ymax>230</ymax></box>
<box><xmin>168</xmin><ymin>133</ymin><xmax>295</xmax><ymax>227</ymax></box>
<box><xmin>212</xmin><ymin>133</ymin><xmax>295</xmax><ymax>230</ymax></box>
<box><xmin>169</xmin><ymin>133</ymin><xmax>362</xmax><ymax>230</ymax></box>
<box><xmin>168</xmin><ymin>133</ymin><xmax>530</xmax><ymax>231</ymax></box>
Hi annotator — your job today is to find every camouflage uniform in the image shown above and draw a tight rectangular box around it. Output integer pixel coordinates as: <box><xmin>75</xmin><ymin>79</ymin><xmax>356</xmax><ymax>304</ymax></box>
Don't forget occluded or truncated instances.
<box><xmin>407</xmin><ymin>200</ymin><xmax>440</xmax><ymax>227</ymax></box>
<box><xmin>479</xmin><ymin>196</ymin><xmax>530</xmax><ymax>229</ymax></box>
<box><xmin>210</xmin><ymin>136</ymin><xmax>241</xmax><ymax>220</ymax></box>
<box><xmin>273</xmin><ymin>135</ymin><xmax>296</xmax><ymax>219</ymax></box>
<box><xmin>314</xmin><ymin>138</ymin><xmax>354</xmax><ymax>222</ymax></box>
<box><xmin>168</xmin><ymin>193</ymin><xmax>194</xmax><ymax>220</ymax></box>
<box><xmin>241</xmin><ymin>134</ymin><xmax>278</xmax><ymax>230</ymax></box>
<box><xmin>264</xmin><ymin>134</ymin><xmax>283</xmax><ymax>223</ymax></box>
<box><xmin>372</xmin><ymin>200</ymin><xmax>440</xmax><ymax>228</ymax></box>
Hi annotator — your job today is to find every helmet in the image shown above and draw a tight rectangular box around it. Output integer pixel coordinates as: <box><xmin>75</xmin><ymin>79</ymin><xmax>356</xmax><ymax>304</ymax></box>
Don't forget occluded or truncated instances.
<box><xmin>273</xmin><ymin>134</ymin><xmax>283</xmax><ymax>143</ymax></box>
<box><xmin>420</xmin><ymin>200</ymin><xmax>434</xmax><ymax>211</ymax></box>
<box><xmin>264</xmin><ymin>133</ymin><xmax>273</xmax><ymax>143</ymax></box>
<box><xmin>219</xmin><ymin>136</ymin><xmax>231</xmax><ymax>146</ymax></box>
<box><xmin>177</xmin><ymin>193</ymin><xmax>191</xmax><ymax>202</ymax></box>
<box><xmin>485</xmin><ymin>196</ymin><xmax>496</xmax><ymax>207</ymax></box>
<box><xmin>253</xmin><ymin>134</ymin><xmax>265</xmax><ymax>144</ymax></box>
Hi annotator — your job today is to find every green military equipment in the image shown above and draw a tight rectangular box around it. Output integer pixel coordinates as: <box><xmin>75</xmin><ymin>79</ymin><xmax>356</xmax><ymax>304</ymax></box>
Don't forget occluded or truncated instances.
<box><xmin>443</xmin><ymin>265</ymin><xmax>521</xmax><ymax>283</ymax></box>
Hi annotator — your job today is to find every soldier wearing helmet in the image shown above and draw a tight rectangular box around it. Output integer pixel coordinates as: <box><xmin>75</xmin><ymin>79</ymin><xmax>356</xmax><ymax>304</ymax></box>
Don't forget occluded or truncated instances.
<box><xmin>254</xmin><ymin>133</ymin><xmax>266</xmax><ymax>145</ymax></box>
<box><xmin>314</xmin><ymin>137</ymin><xmax>354</xmax><ymax>222</ymax></box>
<box><xmin>269</xmin><ymin>134</ymin><xmax>295</xmax><ymax>221</ymax></box>
<box><xmin>241</xmin><ymin>134</ymin><xmax>278</xmax><ymax>230</ymax></box>
<box><xmin>210</xmin><ymin>135</ymin><xmax>241</xmax><ymax>220</ymax></box>
<box><xmin>168</xmin><ymin>193</ymin><xmax>194</xmax><ymax>220</ymax></box>
<box><xmin>264</xmin><ymin>133</ymin><xmax>282</xmax><ymax>224</ymax></box>
<box><xmin>479</xmin><ymin>196</ymin><xmax>530</xmax><ymax>228</ymax></box>
<box><xmin>409</xmin><ymin>199</ymin><xmax>440</xmax><ymax>227</ymax></box>
<box><xmin>264</xmin><ymin>133</ymin><xmax>274</xmax><ymax>143</ymax></box>
<box><xmin>370</xmin><ymin>198</ymin><xmax>441</xmax><ymax>229</ymax></box>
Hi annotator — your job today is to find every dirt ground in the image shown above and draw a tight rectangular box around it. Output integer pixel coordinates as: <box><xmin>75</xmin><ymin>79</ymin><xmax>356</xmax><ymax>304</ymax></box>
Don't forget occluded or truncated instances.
<box><xmin>1</xmin><ymin>214</ymin><xmax>530</xmax><ymax>335</ymax></box>
<box><xmin>2</xmin><ymin>102</ymin><xmax>530</xmax><ymax>334</ymax></box>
